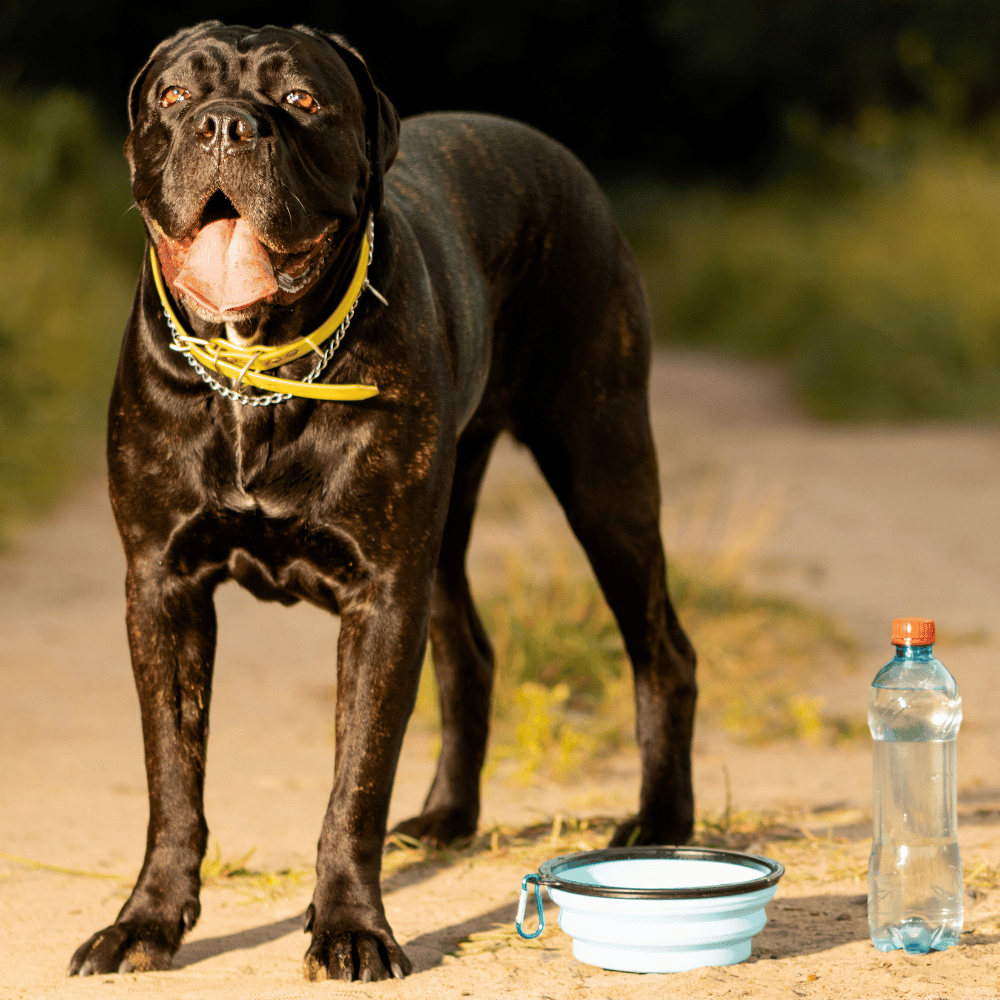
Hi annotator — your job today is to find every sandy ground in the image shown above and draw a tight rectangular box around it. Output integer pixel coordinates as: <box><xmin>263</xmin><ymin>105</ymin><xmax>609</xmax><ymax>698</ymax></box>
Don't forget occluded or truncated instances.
<box><xmin>1</xmin><ymin>347</ymin><xmax>998</xmax><ymax>999</ymax></box>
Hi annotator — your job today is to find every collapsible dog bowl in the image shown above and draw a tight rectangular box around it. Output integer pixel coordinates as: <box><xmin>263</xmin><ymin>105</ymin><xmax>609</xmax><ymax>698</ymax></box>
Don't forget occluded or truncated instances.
<box><xmin>516</xmin><ymin>846</ymin><xmax>784</xmax><ymax>973</ymax></box>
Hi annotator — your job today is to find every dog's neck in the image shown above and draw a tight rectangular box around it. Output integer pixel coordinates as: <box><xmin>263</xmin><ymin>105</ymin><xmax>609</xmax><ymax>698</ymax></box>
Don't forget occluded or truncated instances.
<box><xmin>223</xmin><ymin>323</ymin><xmax>255</xmax><ymax>347</ymax></box>
<box><xmin>158</xmin><ymin>215</ymin><xmax>374</xmax><ymax>500</ymax></box>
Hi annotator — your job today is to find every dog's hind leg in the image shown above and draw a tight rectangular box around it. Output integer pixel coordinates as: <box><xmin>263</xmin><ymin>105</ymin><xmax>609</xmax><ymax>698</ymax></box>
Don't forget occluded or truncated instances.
<box><xmin>518</xmin><ymin>379</ymin><xmax>697</xmax><ymax>847</ymax></box>
<box><xmin>391</xmin><ymin>426</ymin><xmax>498</xmax><ymax>847</ymax></box>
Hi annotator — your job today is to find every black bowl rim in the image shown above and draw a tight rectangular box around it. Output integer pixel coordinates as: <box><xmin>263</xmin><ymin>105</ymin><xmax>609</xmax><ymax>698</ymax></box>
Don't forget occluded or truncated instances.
<box><xmin>536</xmin><ymin>845</ymin><xmax>785</xmax><ymax>899</ymax></box>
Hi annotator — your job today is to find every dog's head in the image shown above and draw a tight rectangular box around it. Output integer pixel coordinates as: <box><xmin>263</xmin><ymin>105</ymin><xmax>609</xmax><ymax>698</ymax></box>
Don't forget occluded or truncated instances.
<box><xmin>126</xmin><ymin>22</ymin><xmax>399</xmax><ymax>324</ymax></box>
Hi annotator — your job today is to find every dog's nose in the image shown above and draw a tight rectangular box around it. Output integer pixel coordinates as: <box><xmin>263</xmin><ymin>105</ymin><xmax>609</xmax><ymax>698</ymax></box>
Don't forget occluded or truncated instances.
<box><xmin>193</xmin><ymin>103</ymin><xmax>259</xmax><ymax>155</ymax></box>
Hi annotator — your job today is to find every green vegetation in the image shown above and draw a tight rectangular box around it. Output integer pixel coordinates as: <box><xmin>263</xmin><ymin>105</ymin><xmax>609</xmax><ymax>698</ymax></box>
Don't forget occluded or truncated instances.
<box><xmin>629</xmin><ymin>116</ymin><xmax>1000</xmax><ymax>421</ymax></box>
<box><xmin>0</xmin><ymin>89</ymin><xmax>141</xmax><ymax>544</ymax></box>
<box><xmin>414</xmin><ymin>549</ymin><xmax>860</xmax><ymax>783</ymax></box>
<box><xmin>410</xmin><ymin>469</ymin><xmax>863</xmax><ymax>781</ymax></box>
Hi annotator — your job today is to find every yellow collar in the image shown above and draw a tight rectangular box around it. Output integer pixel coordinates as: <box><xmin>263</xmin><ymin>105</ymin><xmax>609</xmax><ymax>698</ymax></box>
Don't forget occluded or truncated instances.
<box><xmin>153</xmin><ymin>216</ymin><xmax>380</xmax><ymax>402</ymax></box>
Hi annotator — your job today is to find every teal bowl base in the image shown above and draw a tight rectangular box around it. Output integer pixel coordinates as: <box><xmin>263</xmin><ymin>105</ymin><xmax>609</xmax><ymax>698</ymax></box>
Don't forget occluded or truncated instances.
<box><xmin>572</xmin><ymin>936</ymin><xmax>753</xmax><ymax>974</ymax></box>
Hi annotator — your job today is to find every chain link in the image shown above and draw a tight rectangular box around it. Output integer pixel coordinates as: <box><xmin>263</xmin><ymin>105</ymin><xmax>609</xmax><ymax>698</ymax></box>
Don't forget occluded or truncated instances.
<box><xmin>166</xmin><ymin>215</ymin><xmax>376</xmax><ymax>407</ymax></box>
<box><xmin>166</xmin><ymin>300</ymin><xmax>356</xmax><ymax>406</ymax></box>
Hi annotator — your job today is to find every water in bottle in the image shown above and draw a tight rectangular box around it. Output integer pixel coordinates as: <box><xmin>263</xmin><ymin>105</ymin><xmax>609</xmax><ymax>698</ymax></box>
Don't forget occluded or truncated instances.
<box><xmin>868</xmin><ymin>617</ymin><xmax>963</xmax><ymax>954</ymax></box>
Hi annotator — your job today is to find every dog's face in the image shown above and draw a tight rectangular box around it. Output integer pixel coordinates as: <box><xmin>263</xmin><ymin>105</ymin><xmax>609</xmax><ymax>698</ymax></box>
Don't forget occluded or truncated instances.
<box><xmin>126</xmin><ymin>22</ymin><xmax>399</xmax><ymax>324</ymax></box>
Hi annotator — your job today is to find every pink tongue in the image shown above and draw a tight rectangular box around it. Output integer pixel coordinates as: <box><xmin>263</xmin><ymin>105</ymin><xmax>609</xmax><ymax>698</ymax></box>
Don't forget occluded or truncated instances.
<box><xmin>174</xmin><ymin>218</ymin><xmax>278</xmax><ymax>314</ymax></box>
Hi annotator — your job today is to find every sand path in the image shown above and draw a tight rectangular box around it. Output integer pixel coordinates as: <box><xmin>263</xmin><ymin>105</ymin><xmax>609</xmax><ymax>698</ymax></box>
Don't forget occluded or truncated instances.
<box><xmin>1</xmin><ymin>348</ymin><xmax>997</xmax><ymax>999</ymax></box>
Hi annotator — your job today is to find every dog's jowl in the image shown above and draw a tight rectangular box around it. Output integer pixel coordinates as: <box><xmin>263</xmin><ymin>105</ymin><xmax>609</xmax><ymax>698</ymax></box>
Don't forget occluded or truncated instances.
<box><xmin>68</xmin><ymin>21</ymin><xmax>697</xmax><ymax>982</ymax></box>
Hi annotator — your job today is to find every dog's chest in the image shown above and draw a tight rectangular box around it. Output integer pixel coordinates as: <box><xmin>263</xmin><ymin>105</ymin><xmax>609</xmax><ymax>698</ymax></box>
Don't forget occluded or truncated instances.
<box><xmin>200</xmin><ymin>393</ymin><xmax>375</xmax><ymax>504</ymax></box>
<box><xmin>167</xmin><ymin>504</ymin><xmax>363</xmax><ymax>613</ymax></box>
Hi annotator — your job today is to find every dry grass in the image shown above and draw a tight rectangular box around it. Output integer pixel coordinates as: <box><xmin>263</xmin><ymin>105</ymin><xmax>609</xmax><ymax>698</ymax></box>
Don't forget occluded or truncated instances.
<box><xmin>199</xmin><ymin>840</ymin><xmax>311</xmax><ymax>902</ymax></box>
<box><xmin>379</xmin><ymin>804</ymin><xmax>878</xmax><ymax>896</ymax></box>
<box><xmin>964</xmin><ymin>861</ymin><xmax>1000</xmax><ymax>891</ymax></box>
<box><xmin>382</xmin><ymin>814</ymin><xmax>625</xmax><ymax>881</ymax></box>
<box><xmin>0</xmin><ymin>851</ymin><xmax>130</xmax><ymax>881</ymax></box>
<box><xmin>0</xmin><ymin>842</ymin><xmax>310</xmax><ymax>903</ymax></box>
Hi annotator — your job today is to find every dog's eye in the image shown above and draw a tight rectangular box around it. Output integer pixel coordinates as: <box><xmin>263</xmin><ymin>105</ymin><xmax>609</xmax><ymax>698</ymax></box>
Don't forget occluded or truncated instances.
<box><xmin>160</xmin><ymin>86</ymin><xmax>191</xmax><ymax>108</ymax></box>
<box><xmin>285</xmin><ymin>91</ymin><xmax>320</xmax><ymax>113</ymax></box>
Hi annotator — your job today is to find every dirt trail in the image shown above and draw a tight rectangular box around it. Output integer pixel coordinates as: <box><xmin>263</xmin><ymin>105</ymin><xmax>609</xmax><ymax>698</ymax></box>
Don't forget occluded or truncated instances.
<box><xmin>1</xmin><ymin>347</ymin><xmax>998</xmax><ymax>999</ymax></box>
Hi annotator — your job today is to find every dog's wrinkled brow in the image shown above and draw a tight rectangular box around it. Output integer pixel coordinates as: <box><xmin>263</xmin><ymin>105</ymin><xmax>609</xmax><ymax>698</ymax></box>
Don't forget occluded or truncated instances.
<box><xmin>190</xmin><ymin>44</ymin><xmax>235</xmax><ymax>81</ymax></box>
<box><xmin>257</xmin><ymin>53</ymin><xmax>293</xmax><ymax>84</ymax></box>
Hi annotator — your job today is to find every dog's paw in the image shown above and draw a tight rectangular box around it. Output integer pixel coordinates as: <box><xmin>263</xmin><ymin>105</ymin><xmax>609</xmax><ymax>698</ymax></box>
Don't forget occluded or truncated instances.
<box><xmin>391</xmin><ymin>807</ymin><xmax>476</xmax><ymax>848</ymax></box>
<box><xmin>68</xmin><ymin>921</ymin><xmax>178</xmax><ymax>976</ymax></box>
<box><xmin>609</xmin><ymin>813</ymin><xmax>693</xmax><ymax>848</ymax></box>
<box><xmin>303</xmin><ymin>928</ymin><xmax>411</xmax><ymax>983</ymax></box>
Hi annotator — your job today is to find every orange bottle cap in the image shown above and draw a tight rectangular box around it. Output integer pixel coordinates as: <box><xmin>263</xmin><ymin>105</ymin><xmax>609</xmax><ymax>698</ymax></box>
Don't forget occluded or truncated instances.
<box><xmin>892</xmin><ymin>617</ymin><xmax>935</xmax><ymax>645</ymax></box>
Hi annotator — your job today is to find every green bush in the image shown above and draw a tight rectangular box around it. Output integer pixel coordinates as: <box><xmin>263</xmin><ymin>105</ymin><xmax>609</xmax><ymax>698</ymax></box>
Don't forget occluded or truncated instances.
<box><xmin>632</xmin><ymin>122</ymin><xmax>1000</xmax><ymax>420</ymax></box>
<box><xmin>0</xmin><ymin>89</ymin><xmax>141</xmax><ymax>544</ymax></box>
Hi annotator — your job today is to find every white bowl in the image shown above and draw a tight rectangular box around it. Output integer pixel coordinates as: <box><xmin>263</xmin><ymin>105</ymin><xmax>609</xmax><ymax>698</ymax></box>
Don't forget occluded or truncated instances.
<box><xmin>516</xmin><ymin>846</ymin><xmax>784</xmax><ymax>973</ymax></box>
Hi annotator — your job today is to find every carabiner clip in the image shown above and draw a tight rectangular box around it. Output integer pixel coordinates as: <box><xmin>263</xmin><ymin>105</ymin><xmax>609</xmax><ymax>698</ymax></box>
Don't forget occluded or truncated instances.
<box><xmin>515</xmin><ymin>873</ymin><xmax>546</xmax><ymax>939</ymax></box>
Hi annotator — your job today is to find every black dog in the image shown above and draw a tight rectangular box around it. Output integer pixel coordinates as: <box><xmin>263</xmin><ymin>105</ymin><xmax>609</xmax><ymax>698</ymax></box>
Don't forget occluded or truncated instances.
<box><xmin>69</xmin><ymin>21</ymin><xmax>696</xmax><ymax>982</ymax></box>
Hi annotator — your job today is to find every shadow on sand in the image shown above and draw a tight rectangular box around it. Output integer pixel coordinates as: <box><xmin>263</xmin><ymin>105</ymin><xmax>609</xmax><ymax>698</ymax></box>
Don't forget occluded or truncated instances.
<box><xmin>173</xmin><ymin>913</ymin><xmax>306</xmax><ymax>968</ymax></box>
<box><xmin>172</xmin><ymin>807</ymin><xmax>1000</xmax><ymax>973</ymax></box>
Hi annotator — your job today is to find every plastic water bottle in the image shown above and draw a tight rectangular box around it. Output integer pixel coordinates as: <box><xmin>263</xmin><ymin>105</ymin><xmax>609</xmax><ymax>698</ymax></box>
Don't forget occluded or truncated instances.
<box><xmin>868</xmin><ymin>617</ymin><xmax>963</xmax><ymax>954</ymax></box>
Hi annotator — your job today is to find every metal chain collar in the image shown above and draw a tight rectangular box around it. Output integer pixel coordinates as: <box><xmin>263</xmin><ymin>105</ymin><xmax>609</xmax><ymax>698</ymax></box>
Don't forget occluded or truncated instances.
<box><xmin>165</xmin><ymin>220</ymin><xmax>376</xmax><ymax>407</ymax></box>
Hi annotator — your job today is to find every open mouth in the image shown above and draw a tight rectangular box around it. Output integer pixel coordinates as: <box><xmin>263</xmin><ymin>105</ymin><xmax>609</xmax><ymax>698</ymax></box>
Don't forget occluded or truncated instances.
<box><xmin>158</xmin><ymin>190</ymin><xmax>334</xmax><ymax>317</ymax></box>
<box><xmin>200</xmin><ymin>189</ymin><xmax>241</xmax><ymax>227</ymax></box>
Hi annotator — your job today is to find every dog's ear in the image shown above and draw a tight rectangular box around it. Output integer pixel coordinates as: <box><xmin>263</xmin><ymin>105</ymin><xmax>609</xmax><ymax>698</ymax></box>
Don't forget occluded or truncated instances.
<box><xmin>127</xmin><ymin>21</ymin><xmax>225</xmax><ymax>129</ymax></box>
<box><xmin>127</xmin><ymin>50</ymin><xmax>159</xmax><ymax>130</ymax></box>
<box><xmin>294</xmin><ymin>26</ymin><xmax>401</xmax><ymax>216</ymax></box>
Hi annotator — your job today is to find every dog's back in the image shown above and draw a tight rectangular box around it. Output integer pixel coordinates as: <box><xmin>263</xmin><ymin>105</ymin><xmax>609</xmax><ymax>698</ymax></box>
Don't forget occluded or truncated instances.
<box><xmin>388</xmin><ymin>111</ymin><xmax>653</xmax><ymax>436</ymax></box>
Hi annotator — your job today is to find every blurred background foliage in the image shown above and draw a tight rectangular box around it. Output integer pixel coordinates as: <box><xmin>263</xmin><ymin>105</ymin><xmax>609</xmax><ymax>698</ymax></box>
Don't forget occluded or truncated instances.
<box><xmin>0</xmin><ymin>88</ymin><xmax>141</xmax><ymax>543</ymax></box>
<box><xmin>1</xmin><ymin>0</ymin><xmax>998</xmax><ymax>539</ymax></box>
<box><xmin>625</xmin><ymin>119</ymin><xmax>1000</xmax><ymax>419</ymax></box>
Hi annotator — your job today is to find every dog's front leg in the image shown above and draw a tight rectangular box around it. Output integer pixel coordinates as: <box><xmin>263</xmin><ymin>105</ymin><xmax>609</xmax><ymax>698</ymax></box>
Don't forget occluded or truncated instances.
<box><xmin>69</xmin><ymin>567</ymin><xmax>216</xmax><ymax>976</ymax></box>
<box><xmin>303</xmin><ymin>590</ymin><xmax>426</xmax><ymax>983</ymax></box>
